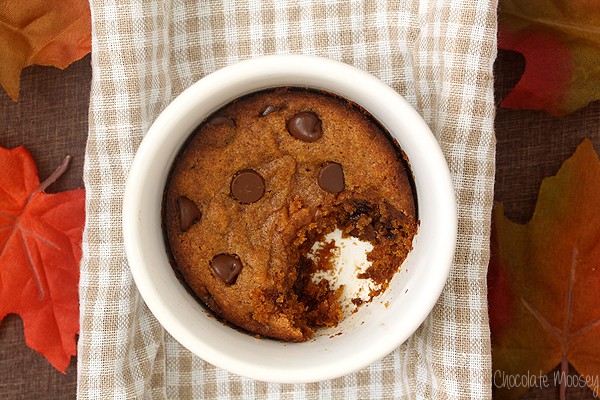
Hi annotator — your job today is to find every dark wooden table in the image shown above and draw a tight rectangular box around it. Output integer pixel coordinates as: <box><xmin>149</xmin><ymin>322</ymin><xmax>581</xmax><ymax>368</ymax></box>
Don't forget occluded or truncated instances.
<box><xmin>0</xmin><ymin>50</ymin><xmax>598</xmax><ymax>399</ymax></box>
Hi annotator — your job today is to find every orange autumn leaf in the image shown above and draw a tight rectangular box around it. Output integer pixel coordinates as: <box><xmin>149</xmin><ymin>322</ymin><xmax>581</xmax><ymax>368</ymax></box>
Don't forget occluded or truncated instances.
<box><xmin>498</xmin><ymin>0</ymin><xmax>600</xmax><ymax>116</ymax></box>
<box><xmin>0</xmin><ymin>0</ymin><xmax>91</xmax><ymax>101</ymax></box>
<box><xmin>0</xmin><ymin>147</ymin><xmax>85</xmax><ymax>373</ymax></box>
<box><xmin>488</xmin><ymin>139</ymin><xmax>600</xmax><ymax>399</ymax></box>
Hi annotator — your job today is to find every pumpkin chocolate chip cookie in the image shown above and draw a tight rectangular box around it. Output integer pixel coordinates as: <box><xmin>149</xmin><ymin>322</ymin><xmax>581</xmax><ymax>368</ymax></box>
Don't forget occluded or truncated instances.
<box><xmin>163</xmin><ymin>88</ymin><xmax>418</xmax><ymax>341</ymax></box>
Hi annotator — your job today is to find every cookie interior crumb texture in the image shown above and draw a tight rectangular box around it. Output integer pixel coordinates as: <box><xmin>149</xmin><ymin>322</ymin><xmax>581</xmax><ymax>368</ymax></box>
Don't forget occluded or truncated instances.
<box><xmin>163</xmin><ymin>88</ymin><xmax>418</xmax><ymax>342</ymax></box>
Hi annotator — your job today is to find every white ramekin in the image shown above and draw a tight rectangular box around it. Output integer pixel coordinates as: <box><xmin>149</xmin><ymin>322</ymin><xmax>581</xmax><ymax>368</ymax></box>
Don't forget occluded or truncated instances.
<box><xmin>123</xmin><ymin>55</ymin><xmax>456</xmax><ymax>383</ymax></box>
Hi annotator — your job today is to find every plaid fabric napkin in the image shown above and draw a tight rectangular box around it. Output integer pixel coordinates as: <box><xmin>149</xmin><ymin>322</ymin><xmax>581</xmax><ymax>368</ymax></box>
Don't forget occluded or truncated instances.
<box><xmin>79</xmin><ymin>0</ymin><xmax>497</xmax><ymax>398</ymax></box>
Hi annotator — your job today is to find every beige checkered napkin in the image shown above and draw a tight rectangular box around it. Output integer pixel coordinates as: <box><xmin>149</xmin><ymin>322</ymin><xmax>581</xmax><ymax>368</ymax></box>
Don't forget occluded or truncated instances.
<box><xmin>79</xmin><ymin>0</ymin><xmax>497</xmax><ymax>398</ymax></box>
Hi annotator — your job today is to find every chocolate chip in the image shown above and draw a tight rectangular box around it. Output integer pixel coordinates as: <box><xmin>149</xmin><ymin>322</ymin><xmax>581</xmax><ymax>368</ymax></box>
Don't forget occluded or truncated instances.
<box><xmin>230</xmin><ymin>169</ymin><xmax>265</xmax><ymax>204</ymax></box>
<box><xmin>318</xmin><ymin>162</ymin><xmax>345</xmax><ymax>193</ymax></box>
<box><xmin>260</xmin><ymin>105</ymin><xmax>283</xmax><ymax>117</ymax></box>
<box><xmin>177</xmin><ymin>196</ymin><xmax>201</xmax><ymax>232</ymax></box>
<box><xmin>210</xmin><ymin>254</ymin><xmax>243</xmax><ymax>284</ymax></box>
<box><xmin>210</xmin><ymin>116</ymin><xmax>236</xmax><ymax>128</ymax></box>
<box><xmin>287</xmin><ymin>111</ymin><xmax>322</xmax><ymax>142</ymax></box>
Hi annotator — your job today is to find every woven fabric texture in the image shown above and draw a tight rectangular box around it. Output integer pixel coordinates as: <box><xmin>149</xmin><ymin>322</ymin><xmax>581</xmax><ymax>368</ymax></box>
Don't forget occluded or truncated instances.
<box><xmin>79</xmin><ymin>0</ymin><xmax>497</xmax><ymax>398</ymax></box>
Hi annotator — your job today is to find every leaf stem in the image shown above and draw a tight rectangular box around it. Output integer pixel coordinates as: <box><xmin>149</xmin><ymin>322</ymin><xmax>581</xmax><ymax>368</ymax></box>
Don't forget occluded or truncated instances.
<box><xmin>501</xmin><ymin>9</ymin><xmax>600</xmax><ymax>42</ymax></box>
<box><xmin>37</xmin><ymin>155</ymin><xmax>72</xmax><ymax>192</ymax></box>
<box><xmin>0</xmin><ymin>155</ymin><xmax>75</xmax><ymax>300</ymax></box>
<box><xmin>560</xmin><ymin>248</ymin><xmax>578</xmax><ymax>400</ymax></box>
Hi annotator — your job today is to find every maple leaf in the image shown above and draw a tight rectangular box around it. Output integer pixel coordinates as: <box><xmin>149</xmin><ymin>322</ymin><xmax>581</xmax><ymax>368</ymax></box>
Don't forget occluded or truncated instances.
<box><xmin>489</xmin><ymin>139</ymin><xmax>600</xmax><ymax>399</ymax></box>
<box><xmin>498</xmin><ymin>0</ymin><xmax>600</xmax><ymax>116</ymax></box>
<box><xmin>0</xmin><ymin>0</ymin><xmax>91</xmax><ymax>101</ymax></box>
<box><xmin>0</xmin><ymin>146</ymin><xmax>85</xmax><ymax>373</ymax></box>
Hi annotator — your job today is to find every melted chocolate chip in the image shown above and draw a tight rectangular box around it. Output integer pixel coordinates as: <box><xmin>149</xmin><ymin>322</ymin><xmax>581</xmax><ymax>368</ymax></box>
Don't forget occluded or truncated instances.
<box><xmin>177</xmin><ymin>196</ymin><xmax>201</xmax><ymax>232</ymax></box>
<box><xmin>350</xmin><ymin>202</ymin><xmax>373</xmax><ymax>221</ymax></box>
<box><xmin>210</xmin><ymin>116</ymin><xmax>236</xmax><ymax>128</ymax></box>
<box><xmin>230</xmin><ymin>169</ymin><xmax>265</xmax><ymax>204</ymax></box>
<box><xmin>210</xmin><ymin>254</ymin><xmax>243</xmax><ymax>284</ymax></box>
<box><xmin>287</xmin><ymin>111</ymin><xmax>322</xmax><ymax>142</ymax></box>
<box><xmin>260</xmin><ymin>105</ymin><xmax>283</xmax><ymax>116</ymax></box>
<box><xmin>318</xmin><ymin>162</ymin><xmax>345</xmax><ymax>193</ymax></box>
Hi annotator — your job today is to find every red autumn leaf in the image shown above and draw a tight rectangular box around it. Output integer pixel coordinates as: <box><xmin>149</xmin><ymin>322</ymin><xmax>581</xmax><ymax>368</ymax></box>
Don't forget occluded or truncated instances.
<box><xmin>0</xmin><ymin>0</ymin><xmax>91</xmax><ymax>101</ymax></box>
<box><xmin>498</xmin><ymin>0</ymin><xmax>600</xmax><ymax>116</ymax></box>
<box><xmin>0</xmin><ymin>146</ymin><xmax>85</xmax><ymax>373</ymax></box>
<box><xmin>489</xmin><ymin>139</ymin><xmax>600</xmax><ymax>399</ymax></box>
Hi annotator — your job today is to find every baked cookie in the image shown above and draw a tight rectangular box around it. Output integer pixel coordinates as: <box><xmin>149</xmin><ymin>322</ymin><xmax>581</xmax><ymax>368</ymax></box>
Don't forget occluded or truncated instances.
<box><xmin>163</xmin><ymin>88</ymin><xmax>418</xmax><ymax>341</ymax></box>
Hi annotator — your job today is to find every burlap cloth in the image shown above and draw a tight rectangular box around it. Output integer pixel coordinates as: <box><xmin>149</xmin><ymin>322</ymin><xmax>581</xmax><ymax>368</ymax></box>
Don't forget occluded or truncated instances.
<box><xmin>78</xmin><ymin>0</ymin><xmax>497</xmax><ymax>398</ymax></box>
